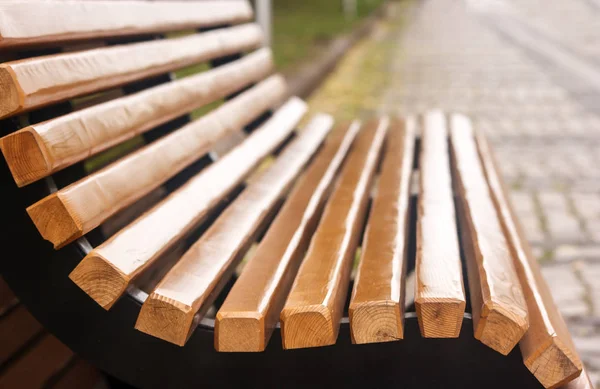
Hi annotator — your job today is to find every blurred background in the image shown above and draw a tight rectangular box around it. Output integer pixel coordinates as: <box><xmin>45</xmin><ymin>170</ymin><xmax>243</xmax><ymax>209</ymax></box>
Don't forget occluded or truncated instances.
<box><xmin>2</xmin><ymin>0</ymin><xmax>599</xmax><ymax>387</ymax></box>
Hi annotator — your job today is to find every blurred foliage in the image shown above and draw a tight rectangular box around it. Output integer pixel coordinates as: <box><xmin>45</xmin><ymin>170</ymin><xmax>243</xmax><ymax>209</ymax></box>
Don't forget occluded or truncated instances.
<box><xmin>272</xmin><ymin>0</ymin><xmax>385</xmax><ymax>70</ymax></box>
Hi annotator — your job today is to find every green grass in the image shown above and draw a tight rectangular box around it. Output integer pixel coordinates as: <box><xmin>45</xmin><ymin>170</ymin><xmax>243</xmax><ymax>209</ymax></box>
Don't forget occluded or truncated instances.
<box><xmin>272</xmin><ymin>0</ymin><xmax>385</xmax><ymax>70</ymax></box>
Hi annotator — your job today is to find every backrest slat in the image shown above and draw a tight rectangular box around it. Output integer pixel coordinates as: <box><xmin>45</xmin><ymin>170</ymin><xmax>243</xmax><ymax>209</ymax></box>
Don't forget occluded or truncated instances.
<box><xmin>136</xmin><ymin>114</ymin><xmax>333</xmax><ymax>346</ymax></box>
<box><xmin>0</xmin><ymin>1</ymin><xmax>253</xmax><ymax>49</ymax></box>
<box><xmin>68</xmin><ymin>98</ymin><xmax>307</xmax><ymax>310</ymax></box>
<box><xmin>27</xmin><ymin>75</ymin><xmax>287</xmax><ymax>249</ymax></box>
<box><xmin>1</xmin><ymin>48</ymin><xmax>274</xmax><ymax>187</ymax></box>
<box><xmin>0</xmin><ymin>23</ymin><xmax>263</xmax><ymax>119</ymax></box>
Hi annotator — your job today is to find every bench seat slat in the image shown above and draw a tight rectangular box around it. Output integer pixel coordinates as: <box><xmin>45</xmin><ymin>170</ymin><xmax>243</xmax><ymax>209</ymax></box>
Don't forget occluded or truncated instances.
<box><xmin>0</xmin><ymin>306</ymin><xmax>44</xmax><ymax>366</ymax></box>
<box><xmin>280</xmin><ymin>118</ymin><xmax>388</xmax><ymax>350</ymax></box>
<box><xmin>135</xmin><ymin>114</ymin><xmax>334</xmax><ymax>346</ymax></box>
<box><xmin>27</xmin><ymin>75</ymin><xmax>286</xmax><ymax>249</ymax></box>
<box><xmin>0</xmin><ymin>24</ymin><xmax>263</xmax><ymax>119</ymax></box>
<box><xmin>0</xmin><ymin>1</ymin><xmax>253</xmax><ymax>49</ymax></box>
<box><xmin>415</xmin><ymin>112</ymin><xmax>465</xmax><ymax>338</ymax></box>
<box><xmin>450</xmin><ymin>114</ymin><xmax>528</xmax><ymax>355</ymax></box>
<box><xmin>215</xmin><ymin>121</ymin><xmax>360</xmax><ymax>352</ymax></box>
<box><xmin>348</xmin><ymin>118</ymin><xmax>415</xmax><ymax>344</ymax></box>
<box><xmin>0</xmin><ymin>48</ymin><xmax>273</xmax><ymax>187</ymax></box>
<box><xmin>476</xmin><ymin>132</ymin><xmax>583</xmax><ymax>387</ymax></box>
<box><xmin>69</xmin><ymin>98</ymin><xmax>307</xmax><ymax>310</ymax></box>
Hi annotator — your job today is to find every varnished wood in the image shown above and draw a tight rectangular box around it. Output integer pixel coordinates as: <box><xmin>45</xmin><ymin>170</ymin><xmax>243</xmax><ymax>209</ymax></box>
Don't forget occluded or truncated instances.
<box><xmin>280</xmin><ymin>118</ymin><xmax>388</xmax><ymax>349</ymax></box>
<box><xmin>0</xmin><ymin>24</ymin><xmax>263</xmax><ymax>119</ymax></box>
<box><xmin>0</xmin><ymin>334</ymin><xmax>73</xmax><ymax>388</ymax></box>
<box><xmin>215</xmin><ymin>121</ymin><xmax>360</xmax><ymax>352</ymax></box>
<box><xmin>51</xmin><ymin>359</ymin><xmax>101</xmax><ymax>389</ymax></box>
<box><xmin>0</xmin><ymin>1</ymin><xmax>253</xmax><ymax>49</ymax></box>
<box><xmin>0</xmin><ymin>305</ymin><xmax>43</xmax><ymax>366</ymax></box>
<box><xmin>476</xmin><ymin>131</ymin><xmax>583</xmax><ymax>388</ymax></box>
<box><xmin>136</xmin><ymin>114</ymin><xmax>333</xmax><ymax>346</ymax></box>
<box><xmin>0</xmin><ymin>48</ymin><xmax>274</xmax><ymax>187</ymax></box>
<box><xmin>450</xmin><ymin>113</ymin><xmax>529</xmax><ymax>355</ymax></box>
<box><xmin>415</xmin><ymin>112</ymin><xmax>466</xmax><ymax>338</ymax></box>
<box><xmin>69</xmin><ymin>98</ymin><xmax>307</xmax><ymax>310</ymax></box>
<box><xmin>27</xmin><ymin>75</ymin><xmax>286</xmax><ymax>249</ymax></box>
<box><xmin>348</xmin><ymin>118</ymin><xmax>415</xmax><ymax>344</ymax></box>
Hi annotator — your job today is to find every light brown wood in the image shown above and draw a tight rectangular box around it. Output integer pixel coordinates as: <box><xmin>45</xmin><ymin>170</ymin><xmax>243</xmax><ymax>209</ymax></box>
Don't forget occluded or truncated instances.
<box><xmin>136</xmin><ymin>114</ymin><xmax>333</xmax><ymax>346</ymax></box>
<box><xmin>348</xmin><ymin>118</ymin><xmax>415</xmax><ymax>344</ymax></box>
<box><xmin>559</xmin><ymin>368</ymin><xmax>594</xmax><ymax>389</ymax></box>
<box><xmin>0</xmin><ymin>334</ymin><xmax>73</xmax><ymax>389</ymax></box>
<box><xmin>69</xmin><ymin>98</ymin><xmax>307</xmax><ymax>310</ymax></box>
<box><xmin>0</xmin><ymin>305</ymin><xmax>44</xmax><ymax>366</ymax></box>
<box><xmin>215</xmin><ymin>120</ymin><xmax>360</xmax><ymax>352</ymax></box>
<box><xmin>415</xmin><ymin>112</ymin><xmax>466</xmax><ymax>338</ymax></box>
<box><xmin>0</xmin><ymin>1</ymin><xmax>253</xmax><ymax>49</ymax></box>
<box><xmin>27</xmin><ymin>75</ymin><xmax>286</xmax><ymax>249</ymax></box>
<box><xmin>280</xmin><ymin>118</ymin><xmax>388</xmax><ymax>350</ymax></box>
<box><xmin>0</xmin><ymin>23</ymin><xmax>263</xmax><ymax>119</ymax></box>
<box><xmin>476</xmin><ymin>130</ymin><xmax>583</xmax><ymax>388</ymax></box>
<box><xmin>0</xmin><ymin>48</ymin><xmax>274</xmax><ymax>187</ymax></box>
<box><xmin>450</xmin><ymin>113</ymin><xmax>529</xmax><ymax>355</ymax></box>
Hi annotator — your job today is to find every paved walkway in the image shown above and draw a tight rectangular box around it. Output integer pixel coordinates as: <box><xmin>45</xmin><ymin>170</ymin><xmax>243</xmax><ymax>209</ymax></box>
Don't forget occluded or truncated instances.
<box><xmin>309</xmin><ymin>0</ymin><xmax>600</xmax><ymax>383</ymax></box>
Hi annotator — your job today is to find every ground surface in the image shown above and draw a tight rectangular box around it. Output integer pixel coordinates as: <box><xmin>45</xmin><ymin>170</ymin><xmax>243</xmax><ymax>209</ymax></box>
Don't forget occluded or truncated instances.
<box><xmin>308</xmin><ymin>0</ymin><xmax>600</xmax><ymax>383</ymax></box>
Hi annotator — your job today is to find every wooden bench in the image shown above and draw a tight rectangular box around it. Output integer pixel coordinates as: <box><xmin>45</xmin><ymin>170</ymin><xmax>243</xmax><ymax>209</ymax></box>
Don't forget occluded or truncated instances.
<box><xmin>0</xmin><ymin>1</ymin><xmax>594</xmax><ymax>389</ymax></box>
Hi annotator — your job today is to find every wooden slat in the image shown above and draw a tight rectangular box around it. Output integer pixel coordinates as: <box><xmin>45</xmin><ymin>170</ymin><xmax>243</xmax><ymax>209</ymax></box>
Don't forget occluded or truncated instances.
<box><xmin>476</xmin><ymin>130</ymin><xmax>583</xmax><ymax>387</ymax></box>
<box><xmin>0</xmin><ymin>278</ymin><xmax>17</xmax><ymax>316</ymax></box>
<box><xmin>136</xmin><ymin>114</ymin><xmax>333</xmax><ymax>346</ymax></box>
<box><xmin>0</xmin><ymin>334</ymin><xmax>73</xmax><ymax>389</ymax></box>
<box><xmin>560</xmin><ymin>368</ymin><xmax>594</xmax><ymax>389</ymax></box>
<box><xmin>348</xmin><ymin>118</ymin><xmax>415</xmax><ymax>344</ymax></box>
<box><xmin>450</xmin><ymin>113</ymin><xmax>529</xmax><ymax>355</ymax></box>
<box><xmin>0</xmin><ymin>305</ymin><xmax>44</xmax><ymax>366</ymax></box>
<box><xmin>69</xmin><ymin>98</ymin><xmax>307</xmax><ymax>310</ymax></box>
<box><xmin>50</xmin><ymin>359</ymin><xmax>102</xmax><ymax>389</ymax></box>
<box><xmin>215</xmin><ymin>121</ymin><xmax>360</xmax><ymax>352</ymax></box>
<box><xmin>280</xmin><ymin>118</ymin><xmax>388</xmax><ymax>349</ymax></box>
<box><xmin>0</xmin><ymin>1</ymin><xmax>253</xmax><ymax>49</ymax></box>
<box><xmin>27</xmin><ymin>75</ymin><xmax>287</xmax><ymax>249</ymax></box>
<box><xmin>0</xmin><ymin>23</ymin><xmax>263</xmax><ymax>119</ymax></box>
<box><xmin>414</xmin><ymin>112</ymin><xmax>466</xmax><ymax>338</ymax></box>
<box><xmin>0</xmin><ymin>48</ymin><xmax>274</xmax><ymax>187</ymax></box>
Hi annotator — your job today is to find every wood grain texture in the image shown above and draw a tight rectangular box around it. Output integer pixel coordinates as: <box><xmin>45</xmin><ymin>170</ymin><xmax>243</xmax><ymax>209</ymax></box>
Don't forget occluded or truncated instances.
<box><xmin>476</xmin><ymin>131</ymin><xmax>583</xmax><ymax>388</ymax></box>
<box><xmin>280</xmin><ymin>118</ymin><xmax>388</xmax><ymax>350</ymax></box>
<box><xmin>415</xmin><ymin>112</ymin><xmax>466</xmax><ymax>338</ymax></box>
<box><xmin>0</xmin><ymin>1</ymin><xmax>253</xmax><ymax>49</ymax></box>
<box><xmin>69</xmin><ymin>98</ymin><xmax>307</xmax><ymax>310</ymax></box>
<box><xmin>0</xmin><ymin>305</ymin><xmax>44</xmax><ymax>366</ymax></box>
<box><xmin>27</xmin><ymin>75</ymin><xmax>287</xmax><ymax>249</ymax></box>
<box><xmin>0</xmin><ymin>335</ymin><xmax>73</xmax><ymax>389</ymax></box>
<box><xmin>215</xmin><ymin>121</ymin><xmax>360</xmax><ymax>352</ymax></box>
<box><xmin>0</xmin><ymin>23</ymin><xmax>263</xmax><ymax>119</ymax></box>
<box><xmin>136</xmin><ymin>114</ymin><xmax>333</xmax><ymax>346</ymax></box>
<box><xmin>0</xmin><ymin>48</ymin><xmax>274</xmax><ymax>187</ymax></box>
<box><xmin>559</xmin><ymin>368</ymin><xmax>595</xmax><ymax>389</ymax></box>
<box><xmin>348</xmin><ymin>118</ymin><xmax>415</xmax><ymax>344</ymax></box>
<box><xmin>450</xmin><ymin>113</ymin><xmax>529</xmax><ymax>355</ymax></box>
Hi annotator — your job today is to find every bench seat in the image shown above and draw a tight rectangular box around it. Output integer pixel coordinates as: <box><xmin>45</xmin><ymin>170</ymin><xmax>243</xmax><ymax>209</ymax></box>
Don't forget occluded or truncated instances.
<box><xmin>0</xmin><ymin>1</ymin><xmax>592</xmax><ymax>389</ymax></box>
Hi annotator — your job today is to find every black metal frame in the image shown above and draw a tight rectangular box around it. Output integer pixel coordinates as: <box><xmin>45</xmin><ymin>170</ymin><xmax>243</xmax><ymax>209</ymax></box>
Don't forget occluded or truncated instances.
<box><xmin>0</xmin><ymin>26</ymin><xmax>544</xmax><ymax>389</ymax></box>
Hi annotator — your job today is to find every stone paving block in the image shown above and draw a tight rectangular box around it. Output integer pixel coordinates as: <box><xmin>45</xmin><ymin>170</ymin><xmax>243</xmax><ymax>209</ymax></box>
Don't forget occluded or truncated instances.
<box><xmin>541</xmin><ymin>264</ymin><xmax>590</xmax><ymax>318</ymax></box>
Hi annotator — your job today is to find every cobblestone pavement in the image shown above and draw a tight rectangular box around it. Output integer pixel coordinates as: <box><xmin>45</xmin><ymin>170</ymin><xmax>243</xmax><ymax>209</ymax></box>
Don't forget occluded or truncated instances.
<box><xmin>377</xmin><ymin>0</ymin><xmax>600</xmax><ymax>383</ymax></box>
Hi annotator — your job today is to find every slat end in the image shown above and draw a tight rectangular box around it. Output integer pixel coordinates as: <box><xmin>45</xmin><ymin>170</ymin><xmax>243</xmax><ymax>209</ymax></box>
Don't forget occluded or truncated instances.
<box><xmin>415</xmin><ymin>298</ymin><xmax>465</xmax><ymax>338</ymax></box>
<box><xmin>69</xmin><ymin>253</ymin><xmax>129</xmax><ymax>311</ymax></box>
<box><xmin>524</xmin><ymin>337</ymin><xmax>583</xmax><ymax>389</ymax></box>
<box><xmin>27</xmin><ymin>194</ymin><xmax>82</xmax><ymax>249</ymax></box>
<box><xmin>280</xmin><ymin>305</ymin><xmax>336</xmax><ymax>349</ymax></box>
<box><xmin>215</xmin><ymin>311</ymin><xmax>265</xmax><ymax>352</ymax></box>
<box><xmin>0</xmin><ymin>66</ymin><xmax>21</xmax><ymax>119</ymax></box>
<box><xmin>135</xmin><ymin>294</ymin><xmax>195</xmax><ymax>347</ymax></box>
<box><xmin>349</xmin><ymin>301</ymin><xmax>403</xmax><ymax>344</ymax></box>
<box><xmin>476</xmin><ymin>303</ymin><xmax>529</xmax><ymax>355</ymax></box>
<box><xmin>0</xmin><ymin>128</ymin><xmax>50</xmax><ymax>187</ymax></box>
